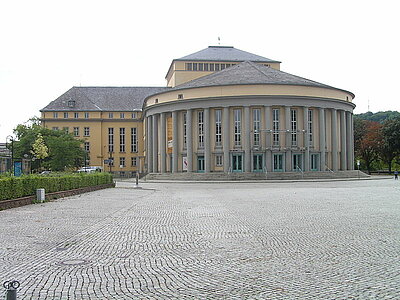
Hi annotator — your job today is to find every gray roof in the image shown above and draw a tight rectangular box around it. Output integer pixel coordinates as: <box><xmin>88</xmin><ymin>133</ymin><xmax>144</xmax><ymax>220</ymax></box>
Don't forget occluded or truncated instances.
<box><xmin>41</xmin><ymin>86</ymin><xmax>169</xmax><ymax>111</ymax></box>
<box><xmin>169</xmin><ymin>61</ymin><xmax>354</xmax><ymax>97</ymax></box>
<box><xmin>177</xmin><ymin>46</ymin><xmax>280</xmax><ymax>63</ymax></box>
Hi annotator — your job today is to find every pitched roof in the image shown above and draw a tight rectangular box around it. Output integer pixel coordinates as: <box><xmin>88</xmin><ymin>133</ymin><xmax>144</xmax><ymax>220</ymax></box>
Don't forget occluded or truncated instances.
<box><xmin>169</xmin><ymin>61</ymin><xmax>354</xmax><ymax>97</ymax></box>
<box><xmin>41</xmin><ymin>86</ymin><xmax>169</xmax><ymax>111</ymax></box>
<box><xmin>177</xmin><ymin>46</ymin><xmax>280</xmax><ymax>63</ymax></box>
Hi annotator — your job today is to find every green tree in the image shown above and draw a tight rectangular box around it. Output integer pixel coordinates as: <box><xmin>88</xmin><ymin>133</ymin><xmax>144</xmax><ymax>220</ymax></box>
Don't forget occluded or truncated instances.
<box><xmin>380</xmin><ymin>118</ymin><xmax>400</xmax><ymax>173</ymax></box>
<box><xmin>31</xmin><ymin>134</ymin><xmax>49</xmax><ymax>160</ymax></box>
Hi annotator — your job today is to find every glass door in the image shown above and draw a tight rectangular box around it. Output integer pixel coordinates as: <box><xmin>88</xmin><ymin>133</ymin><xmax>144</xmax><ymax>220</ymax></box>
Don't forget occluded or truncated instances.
<box><xmin>273</xmin><ymin>154</ymin><xmax>284</xmax><ymax>172</ymax></box>
<box><xmin>310</xmin><ymin>154</ymin><xmax>319</xmax><ymax>171</ymax></box>
<box><xmin>292</xmin><ymin>154</ymin><xmax>303</xmax><ymax>171</ymax></box>
<box><xmin>253</xmin><ymin>154</ymin><xmax>263</xmax><ymax>172</ymax></box>
<box><xmin>232</xmin><ymin>154</ymin><xmax>243</xmax><ymax>172</ymax></box>
<box><xmin>197</xmin><ymin>156</ymin><xmax>205</xmax><ymax>173</ymax></box>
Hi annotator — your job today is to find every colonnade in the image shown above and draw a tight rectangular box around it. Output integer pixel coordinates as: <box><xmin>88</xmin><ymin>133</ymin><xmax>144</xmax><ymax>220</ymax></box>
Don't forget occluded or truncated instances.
<box><xmin>145</xmin><ymin>105</ymin><xmax>354</xmax><ymax>173</ymax></box>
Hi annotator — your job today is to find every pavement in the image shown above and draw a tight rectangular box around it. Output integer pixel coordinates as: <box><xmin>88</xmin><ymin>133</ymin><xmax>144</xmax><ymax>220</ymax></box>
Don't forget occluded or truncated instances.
<box><xmin>1</xmin><ymin>179</ymin><xmax>399</xmax><ymax>299</ymax></box>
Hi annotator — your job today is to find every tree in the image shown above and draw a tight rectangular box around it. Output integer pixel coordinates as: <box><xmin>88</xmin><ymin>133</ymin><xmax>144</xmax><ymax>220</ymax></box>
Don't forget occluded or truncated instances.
<box><xmin>355</xmin><ymin>120</ymin><xmax>382</xmax><ymax>174</ymax></box>
<box><xmin>13</xmin><ymin>117</ymin><xmax>85</xmax><ymax>172</ymax></box>
<box><xmin>380</xmin><ymin>118</ymin><xmax>400</xmax><ymax>173</ymax></box>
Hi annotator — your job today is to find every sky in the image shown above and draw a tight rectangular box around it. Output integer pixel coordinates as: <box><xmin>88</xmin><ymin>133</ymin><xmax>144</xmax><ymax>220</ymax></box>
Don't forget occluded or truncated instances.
<box><xmin>1</xmin><ymin>0</ymin><xmax>399</xmax><ymax>140</ymax></box>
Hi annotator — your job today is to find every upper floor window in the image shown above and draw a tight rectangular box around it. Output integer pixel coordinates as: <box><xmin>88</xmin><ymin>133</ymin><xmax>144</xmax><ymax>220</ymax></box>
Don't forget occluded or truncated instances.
<box><xmin>53</xmin><ymin>112</ymin><xmax>58</xmax><ymax>118</ymax></box>
<box><xmin>132</xmin><ymin>112</ymin><xmax>137</xmax><ymax>119</ymax></box>
<box><xmin>234</xmin><ymin>109</ymin><xmax>241</xmax><ymax>146</ymax></box>
<box><xmin>273</xmin><ymin>108</ymin><xmax>280</xmax><ymax>146</ymax></box>
<box><xmin>183</xmin><ymin>112</ymin><xmax>187</xmax><ymax>148</ymax></box>
<box><xmin>253</xmin><ymin>108</ymin><xmax>261</xmax><ymax>146</ymax></box>
<box><xmin>109</xmin><ymin>113</ymin><xmax>114</xmax><ymax>119</ymax></box>
<box><xmin>74</xmin><ymin>112</ymin><xmax>79</xmax><ymax>119</ymax></box>
<box><xmin>73</xmin><ymin>127</ymin><xmax>79</xmax><ymax>137</ymax></box>
<box><xmin>198</xmin><ymin>110</ymin><xmax>204</xmax><ymax>148</ymax></box>
<box><xmin>120</xmin><ymin>113</ymin><xmax>125</xmax><ymax>119</ymax></box>
<box><xmin>68</xmin><ymin>100</ymin><xmax>75</xmax><ymax>108</ymax></box>
<box><xmin>63</xmin><ymin>112</ymin><xmax>69</xmax><ymax>119</ymax></box>
<box><xmin>84</xmin><ymin>127</ymin><xmax>90</xmax><ymax>137</ymax></box>
<box><xmin>215</xmin><ymin>109</ymin><xmax>222</xmax><ymax>147</ymax></box>
<box><xmin>308</xmin><ymin>109</ymin><xmax>313</xmax><ymax>146</ymax></box>
<box><xmin>131</xmin><ymin>128</ymin><xmax>138</xmax><ymax>152</ymax></box>
<box><xmin>120</xmin><ymin>128</ymin><xmax>125</xmax><ymax>152</ymax></box>
<box><xmin>291</xmin><ymin>109</ymin><xmax>297</xmax><ymax>146</ymax></box>
<box><xmin>84</xmin><ymin>112</ymin><xmax>89</xmax><ymax>119</ymax></box>
<box><xmin>108</xmin><ymin>128</ymin><xmax>114</xmax><ymax>153</ymax></box>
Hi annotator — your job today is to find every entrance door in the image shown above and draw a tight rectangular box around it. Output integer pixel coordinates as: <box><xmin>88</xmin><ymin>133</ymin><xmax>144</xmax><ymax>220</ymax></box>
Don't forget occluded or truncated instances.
<box><xmin>232</xmin><ymin>154</ymin><xmax>243</xmax><ymax>172</ymax></box>
<box><xmin>253</xmin><ymin>154</ymin><xmax>263</xmax><ymax>172</ymax></box>
<box><xmin>310</xmin><ymin>154</ymin><xmax>319</xmax><ymax>171</ymax></box>
<box><xmin>197</xmin><ymin>156</ymin><xmax>205</xmax><ymax>173</ymax></box>
<box><xmin>273</xmin><ymin>154</ymin><xmax>284</xmax><ymax>172</ymax></box>
<box><xmin>292</xmin><ymin>154</ymin><xmax>303</xmax><ymax>171</ymax></box>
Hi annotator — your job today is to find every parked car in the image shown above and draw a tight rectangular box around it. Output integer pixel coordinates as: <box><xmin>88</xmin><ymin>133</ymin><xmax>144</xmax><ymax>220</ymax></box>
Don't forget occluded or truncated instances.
<box><xmin>77</xmin><ymin>166</ymin><xmax>102</xmax><ymax>173</ymax></box>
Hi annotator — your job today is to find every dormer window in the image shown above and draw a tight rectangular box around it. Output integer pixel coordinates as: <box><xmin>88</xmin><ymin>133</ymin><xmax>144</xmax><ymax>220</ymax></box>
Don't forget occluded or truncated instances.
<box><xmin>178</xmin><ymin>94</ymin><xmax>184</xmax><ymax>100</ymax></box>
<box><xmin>68</xmin><ymin>100</ymin><xmax>75</xmax><ymax>108</ymax></box>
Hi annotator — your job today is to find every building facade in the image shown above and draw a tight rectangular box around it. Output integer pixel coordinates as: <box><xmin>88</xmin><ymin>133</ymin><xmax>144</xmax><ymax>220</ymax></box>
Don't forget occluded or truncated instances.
<box><xmin>41</xmin><ymin>46</ymin><xmax>355</xmax><ymax>175</ymax></box>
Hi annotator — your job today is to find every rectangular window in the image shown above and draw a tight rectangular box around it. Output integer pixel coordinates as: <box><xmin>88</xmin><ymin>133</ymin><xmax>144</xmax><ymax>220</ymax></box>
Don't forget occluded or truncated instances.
<box><xmin>73</xmin><ymin>127</ymin><xmax>79</xmax><ymax>137</ymax></box>
<box><xmin>215</xmin><ymin>64</ymin><xmax>220</xmax><ymax>71</ymax></box>
<box><xmin>120</xmin><ymin>128</ymin><xmax>125</xmax><ymax>152</ymax></box>
<box><xmin>273</xmin><ymin>108</ymin><xmax>280</xmax><ymax>146</ymax></box>
<box><xmin>215</xmin><ymin>109</ymin><xmax>222</xmax><ymax>146</ymax></box>
<box><xmin>226</xmin><ymin>63</ymin><xmax>231</xmax><ymax>68</ymax></box>
<box><xmin>84</xmin><ymin>127</ymin><xmax>90</xmax><ymax>137</ymax></box>
<box><xmin>109</xmin><ymin>112</ymin><xmax>114</xmax><ymax>119</ymax></box>
<box><xmin>198</xmin><ymin>110</ymin><xmax>204</xmax><ymax>148</ymax></box>
<box><xmin>53</xmin><ymin>112</ymin><xmax>58</xmax><ymax>118</ymax></box>
<box><xmin>215</xmin><ymin>154</ymin><xmax>223</xmax><ymax>166</ymax></box>
<box><xmin>210</xmin><ymin>63</ymin><xmax>214</xmax><ymax>71</ymax></box>
<box><xmin>62</xmin><ymin>127</ymin><xmax>69</xmax><ymax>133</ymax></box>
<box><xmin>84</xmin><ymin>112</ymin><xmax>89</xmax><ymax>119</ymax></box>
<box><xmin>234</xmin><ymin>109</ymin><xmax>242</xmax><ymax>146</ymax></box>
<box><xmin>291</xmin><ymin>109</ymin><xmax>297</xmax><ymax>146</ymax></box>
<box><xmin>183</xmin><ymin>112</ymin><xmax>187</xmax><ymax>148</ymax></box>
<box><xmin>52</xmin><ymin>127</ymin><xmax>59</xmax><ymax>131</ymax></box>
<box><xmin>199</xmin><ymin>63</ymin><xmax>204</xmax><ymax>71</ymax></box>
<box><xmin>132</xmin><ymin>112</ymin><xmax>137</xmax><ymax>119</ymax></box>
<box><xmin>84</xmin><ymin>141</ymin><xmax>90</xmax><ymax>152</ymax></box>
<box><xmin>308</xmin><ymin>110</ymin><xmax>313</xmax><ymax>146</ymax></box>
<box><xmin>193</xmin><ymin>63</ymin><xmax>198</xmax><ymax>71</ymax></box>
<box><xmin>74</xmin><ymin>112</ymin><xmax>79</xmax><ymax>119</ymax></box>
<box><xmin>253</xmin><ymin>108</ymin><xmax>261</xmax><ymax>146</ymax></box>
<box><xmin>108</xmin><ymin>128</ymin><xmax>114</xmax><ymax>153</ymax></box>
<box><xmin>131</xmin><ymin>157</ymin><xmax>138</xmax><ymax>167</ymax></box>
<box><xmin>220</xmin><ymin>63</ymin><xmax>226</xmax><ymax>70</ymax></box>
<box><xmin>131</xmin><ymin>128</ymin><xmax>138</xmax><ymax>152</ymax></box>
<box><xmin>119</xmin><ymin>157</ymin><xmax>126</xmax><ymax>168</ymax></box>
<box><xmin>63</xmin><ymin>112</ymin><xmax>69</xmax><ymax>119</ymax></box>
<box><xmin>204</xmin><ymin>63</ymin><xmax>209</xmax><ymax>71</ymax></box>
<box><xmin>186</xmin><ymin>63</ymin><xmax>192</xmax><ymax>71</ymax></box>
<box><xmin>120</xmin><ymin>113</ymin><xmax>125</xmax><ymax>119</ymax></box>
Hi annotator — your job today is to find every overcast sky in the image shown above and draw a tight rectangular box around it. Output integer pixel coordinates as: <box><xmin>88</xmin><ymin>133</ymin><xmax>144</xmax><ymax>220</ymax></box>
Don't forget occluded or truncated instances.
<box><xmin>1</xmin><ymin>0</ymin><xmax>399</xmax><ymax>139</ymax></box>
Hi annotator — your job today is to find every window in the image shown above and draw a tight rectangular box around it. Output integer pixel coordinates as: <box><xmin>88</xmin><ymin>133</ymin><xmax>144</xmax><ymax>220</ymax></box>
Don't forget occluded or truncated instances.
<box><xmin>73</xmin><ymin>127</ymin><xmax>79</xmax><ymax>137</ymax></box>
<box><xmin>253</xmin><ymin>108</ymin><xmax>261</xmax><ymax>146</ymax></box>
<box><xmin>120</xmin><ymin>113</ymin><xmax>125</xmax><ymax>119</ymax></box>
<box><xmin>53</xmin><ymin>112</ymin><xmax>58</xmax><ymax>118</ymax></box>
<box><xmin>74</xmin><ymin>112</ymin><xmax>79</xmax><ymax>119</ymax></box>
<box><xmin>215</xmin><ymin>64</ymin><xmax>220</xmax><ymax>71</ymax></box>
<box><xmin>109</xmin><ymin>113</ymin><xmax>114</xmax><ymax>119</ymax></box>
<box><xmin>220</xmin><ymin>63</ymin><xmax>226</xmax><ymax>70</ymax></box>
<box><xmin>84</xmin><ymin>141</ymin><xmax>90</xmax><ymax>152</ymax></box>
<box><xmin>198</xmin><ymin>110</ymin><xmax>204</xmax><ymax>148</ymax></box>
<box><xmin>84</xmin><ymin>127</ymin><xmax>90</xmax><ymax>137</ymax></box>
<box><xmin>84</xmin><ymin>112</ymin><xmax>89</xmax><ymax>119</ymax></box>
<box><xmin>178</xmin><ymin>94</ymin><xmax>184</xmax><ymax>99</ymax></box>
<box><xmin>132</xmin><ymin>112</ymin><xmax>137</xmax><ymax>119</ymax></box>
<box><xmin>234</xmin><ymin>109</ymin><xmax>242</xmax><ymax>146</ymax></box>
<box><xmin>52</xmin><ymin>127</ymin><xmax>59</xmax><ymax>131</ymax></box>
<box><xmin>273</xmin><ymin>108</ymin><xmax>280</xmax><ymax>146</ymax></box>
<box><xmin>131</xmin><ymin>157</ymin><xmax>138</xmax><ymax>167</ymax></box>
<box><xmin>63</xmin><ymin>112</ymin><xmax>69</xmax><ymax>119</ymax></box>
<box><xmin>68</xmin><ymin>100</ymin><xmax>75</xmax><ymax>107</ymax></box>
<box><xmin>120</xmin><ymin>128</ymin><xmax>125</xmax><ymax>152</ymax></box>
<box><xmin>183</xmin><ymin>112</ymin><xmax>187</xmax><ymax>148</ymax></box>
<box><xmin>131</xmin><ymin>128</ymin><xmax>138</xmax><ymax>152</ymax></box>
<box><xmin>210</xmin><ymin>63</ymin><xmax>215</xmax><ymax>71</ymax></box>
<box><xmin>193</xmin><ymin>63</ymin><xmax>198</xmax><ymax>71</ymax></box>
<box><xmin>186</xmin><ymin>63</ymin><xmax>192</xmax><ymax>71</ymax></box>
<box><xmin>291</xmin><ymin>109</ymin><xmax>297</xmax><ymax>146</ymax></box>
<box><xmin>226</xmin><ymin>63</ymin><xmax>231</xmax><ymax>68</ymax></box>
<box><xmin>204</xmin><ymin>63</ymin><xmax>209</xmax><ymax>71</ymax></box>
<box><xmin>119</xmin><ymin>157</ymin><xmax>126</xmax><ymax>168</ymax></box>
<box><xmin>108</xmin><ymin>128</ymin><xmax>114</xmax><ymax>153</ymax></box>
<box><xmin>308</xmin><ymin>110</ymin><xmax>313</xmax><ymax>146</ymax></box>
<box><xmin>63</xmin><ymin>127</ymin><xmax>69</xmax><ymax>133</ymax></box>
<box><xmin>199</xmin><ymin>63</ymin><xmax>204</xmax><ymax>71</ymax></box>
<box><xmin>215</xmin><ymin>154</ymin><xmax>223</xmax><ymax>166</ymax></box>
<box><xmin>215</xmin><ymin>109</ymin><xmax>222</xmax><ymax>146</ymax></box>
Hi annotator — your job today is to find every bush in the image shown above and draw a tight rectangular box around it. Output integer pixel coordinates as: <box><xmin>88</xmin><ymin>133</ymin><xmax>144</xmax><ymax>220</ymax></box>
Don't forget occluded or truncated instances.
<box><xmin>0</xmin><ymin>173</ymin><xmax>113</xmax><ymax>201</ymax></box>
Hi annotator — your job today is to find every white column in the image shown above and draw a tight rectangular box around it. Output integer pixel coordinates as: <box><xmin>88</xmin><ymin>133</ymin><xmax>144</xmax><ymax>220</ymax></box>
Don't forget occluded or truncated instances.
<box><xmin>331</xmin><ymin>109</ymin><xmax>338</xmax><ymax>171</ymax></box>
<box><xmin>340</xmin><ymin>110</ymin><xmax>347</xmax><ymax>170</ymax></box>
<box><xmin>172</xmin><ymin>111</ymin><xmax>178</xmax><ymax>173</ymax></box>
<box><xmin>147</xmin><ymin>116</ymin><xmax>153</xmax><ymax>173</ymax></box>
<box><xmin>223</xmin><ymin>107</ymin><xmax>230</xmax><ymax>172</ymax></box>
<box><xmin>186</xmin><ymin>109</ymin><xmax>193</xmax><ymax>172</ymax></box>
<box><xmin>319</xmin><ymin>108</ymin><xmax>326</xmax><ymax>171</ymax></box>
<box><xmin>303</xmin><ymin>107</ymin><xmax>310</xmax><ymax>172</ymax></box>
<box><xmin>244</xmin><ymin>106</ymin><xmax>251</xmax><ymax>172</ymax></box>
<box><xmin>204</xmin><ymin>108</ymin><xmax>211</xmax><ymax>173</ymax></box>
<box><xmin>160</xmin><ymin>113</ymin><xmax>166</xmax><ymax>173</ymax></box>
<box><xmin>152</xmin><ymin>114</ymin><xmax>158</xmax><ymax>173</ymax></box>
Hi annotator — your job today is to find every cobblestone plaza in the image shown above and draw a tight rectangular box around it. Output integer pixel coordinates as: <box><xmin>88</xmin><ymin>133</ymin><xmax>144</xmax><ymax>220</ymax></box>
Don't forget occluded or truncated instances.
<box><xmin>1</xmin><ymin>179</ymin><xmax>399</xmax><ymax>299</ymax></box>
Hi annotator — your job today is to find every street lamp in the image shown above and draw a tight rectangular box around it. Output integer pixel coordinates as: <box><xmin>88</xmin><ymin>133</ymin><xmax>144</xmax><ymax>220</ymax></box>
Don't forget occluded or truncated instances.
<box><xmin>6</xmin><ymin>135</ymin><xmax>14</xmax><ymax>175</ymax></box>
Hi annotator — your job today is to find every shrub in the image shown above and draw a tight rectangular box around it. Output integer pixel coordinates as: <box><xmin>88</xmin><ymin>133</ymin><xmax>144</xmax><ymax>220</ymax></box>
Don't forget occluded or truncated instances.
<box><xmin>0</xmin><ymin>173</ymin><xmax>113</xmax><ymax>201</ymax></box>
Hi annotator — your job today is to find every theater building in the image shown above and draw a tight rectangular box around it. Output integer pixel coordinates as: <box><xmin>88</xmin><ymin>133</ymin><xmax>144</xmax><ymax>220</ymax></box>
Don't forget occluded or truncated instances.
<box><xmin>41</xmin><ymin>46</ymin><xmax>355</xmax><ymax>175</ymax></box>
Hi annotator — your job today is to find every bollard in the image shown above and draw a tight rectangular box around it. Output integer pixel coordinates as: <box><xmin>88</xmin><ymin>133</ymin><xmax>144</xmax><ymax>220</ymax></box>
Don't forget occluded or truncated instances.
<box><xmin>135</xmin><ymin>172</ymin><xmax>139</xmax><ymax>187</ymax></box>
<box><xmin>36</xmin><ymin>188</ymin><xmax>45</xmax><ymax>202</ymax></box>
<box><xmin>3</xmin><ymin>280</ymin><xmax>20</xmax><ymax>300</ymax></box>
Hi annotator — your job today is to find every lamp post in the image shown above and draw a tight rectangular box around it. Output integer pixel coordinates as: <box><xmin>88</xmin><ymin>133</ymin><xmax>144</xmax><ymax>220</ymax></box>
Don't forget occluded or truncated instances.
<box><xmin>6</xmin><ymin>135</ymin><xmax>14</xmax><ymax>175</ymax></box>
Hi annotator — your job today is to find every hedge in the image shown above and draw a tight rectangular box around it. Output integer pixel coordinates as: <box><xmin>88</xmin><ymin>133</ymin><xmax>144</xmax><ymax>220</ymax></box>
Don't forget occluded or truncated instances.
<box><xmin>0</xmin><ymin>173</ymin><xmax>113</xmax><ymax>201</ymax></box>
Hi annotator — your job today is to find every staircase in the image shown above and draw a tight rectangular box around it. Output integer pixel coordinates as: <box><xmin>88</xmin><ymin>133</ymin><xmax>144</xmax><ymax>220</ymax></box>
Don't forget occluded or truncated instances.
<box><xmin>144</xmin><ymin>170</ymin><xmax>369</xmax><ymax>181</ymax></box>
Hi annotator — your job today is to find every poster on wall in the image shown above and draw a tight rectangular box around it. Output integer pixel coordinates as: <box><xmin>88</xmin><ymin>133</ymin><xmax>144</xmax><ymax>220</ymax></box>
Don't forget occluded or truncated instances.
<box><xmin>182</xmin><ymin>156</ymin><xmax>188</xmax><ymax>171</ymax></box>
